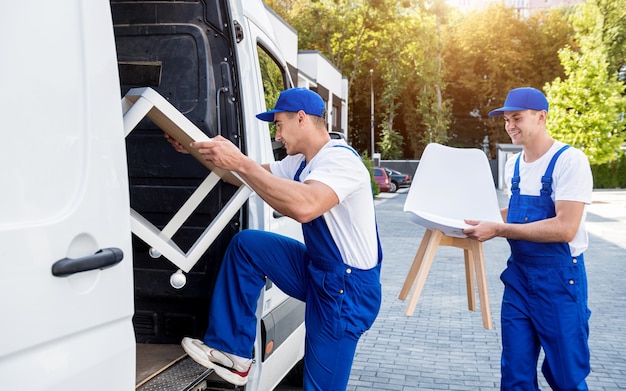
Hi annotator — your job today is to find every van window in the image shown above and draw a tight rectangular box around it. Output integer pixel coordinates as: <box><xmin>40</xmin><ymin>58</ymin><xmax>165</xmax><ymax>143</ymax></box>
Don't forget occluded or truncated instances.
<box><xmin>257</xmin><ymin>44</ymin><xmax>288</xmax><ymax>160</ymax></box>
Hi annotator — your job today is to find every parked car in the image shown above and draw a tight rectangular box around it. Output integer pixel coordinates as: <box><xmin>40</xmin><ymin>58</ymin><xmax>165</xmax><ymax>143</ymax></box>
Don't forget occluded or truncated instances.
<box><xmin>329</xmin><ymin>131</ymin><xmax>346</xmax><ymax>140</ymax></box>
<box><xmin>384</xmin><ymin>168</ymin><xmax>412</xmax><ymax>193</ymax></box>
<box><xmin>373</xmin><ymin>167</ymin><xmax>392</xmax><ymax>192</ymax></box>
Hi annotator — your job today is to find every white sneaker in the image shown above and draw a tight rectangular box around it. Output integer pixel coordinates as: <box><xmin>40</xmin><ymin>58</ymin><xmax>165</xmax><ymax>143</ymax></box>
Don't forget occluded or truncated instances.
<box><xmin>181</xmin><ymin>337</ymin><xmax>251</xmax><ymax>386</ymax></box>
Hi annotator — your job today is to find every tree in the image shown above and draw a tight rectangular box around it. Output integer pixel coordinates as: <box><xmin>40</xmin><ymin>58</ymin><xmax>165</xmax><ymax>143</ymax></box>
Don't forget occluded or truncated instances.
<box><xmin>375</xmin><ymin>2</ymin><xmax>433</xmax><ymax>158</ymax></box>
<box><xmin>416</xmin><ymin>0</ymin><xmax>451</xmax><ymax>148</ymax></box>
<box><xmin>578</xmin><ymin>0</ymin><xmax>626</xmax><ymax>77</ymax></box>
<box><xmin>268</xmin><ymin>1</ymin><xmax>611</xmax><ymax>159</ymax></box>
<box><xmin>544</xmin><ymin>0</ymin><xmax>626</xmax><ymax>165</ymax></box>
<box><xmin>442</xmin><ymin>4</ymin><xmax>573</xmax><ymax>154</ymax></box>
<box><xmin>377</xmin><ymin>128</ymin><xmax>404</xmax><ymax>159</ymax></box>
<box><xmin>266</xmin><ymin>0</ymin><xmax>388</xmax><ymax>154</ymax></box>
<box><xmin>268</xmin><ymin>0</ymin><xmax>381</xmax><ymax>89</ymax></box>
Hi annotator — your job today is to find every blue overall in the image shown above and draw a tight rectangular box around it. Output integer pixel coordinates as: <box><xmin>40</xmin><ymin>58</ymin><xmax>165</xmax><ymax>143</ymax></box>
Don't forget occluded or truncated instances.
<box><xmin>204</xmin><ymin>151</ymin><xmax>382</xmax><ymax>390</ymax></box>
<box><xmin>501</xmin><ymin>145</ymin><xmax>591</xmax><ymax>391</ymax></box>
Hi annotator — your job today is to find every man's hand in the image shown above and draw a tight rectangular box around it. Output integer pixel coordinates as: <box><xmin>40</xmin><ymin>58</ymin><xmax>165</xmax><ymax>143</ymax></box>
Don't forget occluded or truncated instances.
<box><xmin>462</xmin><ymin>220</ymin><xmax>501</xmax><ymax>242</ymax></box>
<box><xmin>191</xmin><ymin>136</ymin><xmax>245</xmax><ymax>172</ymax></box>
<box><xmin>464</xmin><ymin>201</ymin><xmax>584</xmax><ymax>243</ymax></box>
<box><xmin>164</xmin><ymin>133</ymin><xmax>189</xmax><ymax>154</ymax></box>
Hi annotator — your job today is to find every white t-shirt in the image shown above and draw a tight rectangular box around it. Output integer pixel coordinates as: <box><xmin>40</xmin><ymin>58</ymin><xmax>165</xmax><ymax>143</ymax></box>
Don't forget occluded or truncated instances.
<box><xmin>504</xmin><ymin>141</ymin><xmax>593</xmax><ymax>256</ymax></box>
<box><xmin>270</xmin><ymin>140</ymin><xmax>379</xmax><ymax>269</ymax></box>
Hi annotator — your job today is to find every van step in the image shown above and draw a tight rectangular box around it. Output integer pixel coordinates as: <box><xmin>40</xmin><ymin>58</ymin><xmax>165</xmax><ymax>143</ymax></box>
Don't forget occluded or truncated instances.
<box><xmin>137</xmin><ymin>355</ymin><xmax>212</xmax><ymax>391</ymax></box>
<box><xmin>136</xmin><ymin>343</ymin><xmax>245</xmax><ymax>391</ymax></box>
<box><xmin>138</xmin><ymin>356</ymin><xmax>246</xmax><ymax>390</ymax></box>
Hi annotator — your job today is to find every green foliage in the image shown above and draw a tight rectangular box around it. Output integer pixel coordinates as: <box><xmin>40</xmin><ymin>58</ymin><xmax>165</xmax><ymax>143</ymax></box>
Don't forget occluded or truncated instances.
<box><xmin>580</xmin><ymin>0</ymin><xmax>626</xmax><ymax>76</ymax></box>
<box><xmin>418</xmin><ymin>84</ymin><xmax>452</xmax><ymax>146</ymax></box>
<box><xmin>361</xmin><ymin>152</ymin><xmax>380</xmax><ymax>196</ymax></box>
<box><xmin>544</xmin><ymin>0</ymin><xmax>626</xmax><ymax>165</ymax></box>
<box><xmin>411</xmin><ymin>1</ymin><xmax>452</xmax><ymax>153</ymax></box>
<box><xmin>259</xmin><ymin>50</ymin><xmax>282</xmax><ymax>110</ymax></box>
<box><xmin>443</xmin><ymin>4</ymin><xmax>574</xmax><ymax>152</ymax></box>
<box><xmin>591</xmin><ymin>150</ymin><xmax>626</xmax><ymax>188</ymax></box>
<box><xmin>267</xmin><ymin>0</ymin><xmax>626</xmax><ymax>163</ymax></box>
<box><xmin>377</xmin><ymin>128</ymin><xmax>404</xmax><ymax>159</ymax></box>
<box><xmin>258</xmin><ymin>49</ymin><xmax>284</xmax><ymax>137</ymax></box>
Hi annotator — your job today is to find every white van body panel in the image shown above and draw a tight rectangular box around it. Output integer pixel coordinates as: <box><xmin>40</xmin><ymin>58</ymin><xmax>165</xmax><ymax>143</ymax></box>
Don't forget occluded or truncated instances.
<box><xmin>0</xmin><ymin>0</ymin><xmax>305</xmax><ymax>389</ymax></box>
<box><xmin>0</xmin><ymin>0</ymin><xmax>135</xmax><ymax>389</ymax></box>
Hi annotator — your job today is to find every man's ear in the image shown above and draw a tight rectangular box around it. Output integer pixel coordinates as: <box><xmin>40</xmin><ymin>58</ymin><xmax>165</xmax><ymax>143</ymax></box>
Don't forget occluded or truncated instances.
<box><xmin>539</xmin><ymin>110</ymin><xmax>548</xmax><ymax>123</ymax></box>
<box><xmin>297</xmin><ymin>110</ymin><xmax>306</xmax><ymax>125</ymax></box>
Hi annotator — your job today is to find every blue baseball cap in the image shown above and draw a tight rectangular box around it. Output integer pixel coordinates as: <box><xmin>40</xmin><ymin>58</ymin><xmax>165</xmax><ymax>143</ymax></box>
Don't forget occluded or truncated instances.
<box><xmin>488</xmin><ymin>87</ymin><xmax>549</xmax><ymax>116</ymax></box>
<box><xmin>256</xmin><ymin>88</ymin><xmax>326</xmax><ymax>122</ymax></box>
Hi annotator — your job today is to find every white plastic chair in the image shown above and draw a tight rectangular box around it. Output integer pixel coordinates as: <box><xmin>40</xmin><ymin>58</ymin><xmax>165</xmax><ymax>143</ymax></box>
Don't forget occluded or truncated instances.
<box><xmin>398</xmin><ymin>143</ymin><xmax>502</xmax><ymax>329</ymax></box>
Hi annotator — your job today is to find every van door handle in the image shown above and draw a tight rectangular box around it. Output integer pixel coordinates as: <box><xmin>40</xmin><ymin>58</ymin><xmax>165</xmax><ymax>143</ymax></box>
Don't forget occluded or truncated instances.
<box><xmin>52</xmin><ymin>248</ymin><xmax>124</xmax><ymax>277</ymax></box>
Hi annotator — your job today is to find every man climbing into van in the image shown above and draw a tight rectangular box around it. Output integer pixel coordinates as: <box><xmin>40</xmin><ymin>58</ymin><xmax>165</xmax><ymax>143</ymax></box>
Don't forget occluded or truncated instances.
<box><xmin>168</xmin><ymin>88</ymin><xmax>383</xmax><ymax>390</ymax></box>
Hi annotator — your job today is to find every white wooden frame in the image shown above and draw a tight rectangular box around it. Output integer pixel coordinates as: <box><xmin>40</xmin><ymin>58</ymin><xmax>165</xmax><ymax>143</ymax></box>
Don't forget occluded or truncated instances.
<box><xmin>122</xmin><ymin>87</ymin><xmax>252</xmax><ymax>273</ymax></box>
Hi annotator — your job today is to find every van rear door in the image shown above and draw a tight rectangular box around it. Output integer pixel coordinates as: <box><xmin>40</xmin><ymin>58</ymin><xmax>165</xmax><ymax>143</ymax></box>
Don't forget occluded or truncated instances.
<box><xmin>0</xmin><ymin>0</ymin><xmax>135</xmax><ymax>390</ymax></box>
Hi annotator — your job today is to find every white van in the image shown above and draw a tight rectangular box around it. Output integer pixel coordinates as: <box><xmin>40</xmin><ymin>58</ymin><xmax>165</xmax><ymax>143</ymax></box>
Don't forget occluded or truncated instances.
<box><xmin>0</xmin><ymin>0</ymin><xmax>306</xmax><ymax>389</ymax></box>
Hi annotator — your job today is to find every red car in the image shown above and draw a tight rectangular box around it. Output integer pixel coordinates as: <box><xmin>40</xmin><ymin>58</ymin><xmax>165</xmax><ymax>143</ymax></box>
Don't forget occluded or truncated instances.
<box><xmin>373</xmin><ymin>167</ymin><xmax>391</xmax><ymax>192</ymax></box>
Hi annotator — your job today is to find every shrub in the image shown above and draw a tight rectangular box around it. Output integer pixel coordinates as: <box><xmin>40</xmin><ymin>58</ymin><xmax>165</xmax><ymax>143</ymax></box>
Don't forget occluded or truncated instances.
<box><xmin>361</xmin><ymin>154</ymin><xmax>380</xmax><ymax>196</ymax></box>
<box><xmin>591</xmin><ymin>150</ymin><xmax>626</xmax><ymax>188</ymax></box>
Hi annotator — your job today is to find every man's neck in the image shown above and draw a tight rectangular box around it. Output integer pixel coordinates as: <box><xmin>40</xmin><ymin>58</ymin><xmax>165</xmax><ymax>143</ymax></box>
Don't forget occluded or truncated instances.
<box><xmin>523</xmin><ymin>136</ymin><xmax>555</xmax><ymax>163</ymax></box>
<box><xmin>302</xmin><ymin>134</ymin><xmax>331</xmax><ymax>163</ymax></box>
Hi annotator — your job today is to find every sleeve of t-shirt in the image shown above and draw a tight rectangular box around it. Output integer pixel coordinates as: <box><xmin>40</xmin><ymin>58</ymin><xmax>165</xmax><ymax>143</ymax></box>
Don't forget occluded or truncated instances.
<box><xmin>553</xmin><ymin>148</ymin><xmax>593</xmax><ymax>204</ymax></box>
<box><xmin>303</xmin><ymin>147</ymin><xmax>366</xmax><ymax>203</ymax></box>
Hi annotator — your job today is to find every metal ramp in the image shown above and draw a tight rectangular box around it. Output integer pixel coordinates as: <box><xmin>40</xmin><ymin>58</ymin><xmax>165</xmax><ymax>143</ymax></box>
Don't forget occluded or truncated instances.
<box><xmin>122</xmin><ymin>87</ymin><xmax>252</xmax><ymax>277</ymax></box>
<box><xmin>137</xmin><ymin>356</ymin><xmax>211</xmax><ymax>391</ymax></box>
<box><xmin>135</xmin><ymin>344</ymin><xmax>245</xmax><ymax>391</ymax></box>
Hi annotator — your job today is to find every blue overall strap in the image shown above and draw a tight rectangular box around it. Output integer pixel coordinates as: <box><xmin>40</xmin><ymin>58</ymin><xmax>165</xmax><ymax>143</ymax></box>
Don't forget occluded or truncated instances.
<box><xmin>511</xmin><ymin>144</ymin><xmax>571</xmax><ymax>195</ymax></box>
<box><xmin>333</xmin><ymin>144</ymin><xmax>360</xmax><ymax>157</ymax></box>
<box><xmin>294</xmin><ymin>159</ymin><xmax>306</xmax><ymax>181</ymax></box>
<box><xmin>540</xmin><ymin>145</ymin><xmax>570</xmax><ymax>196</ymax></box>
<box><xmin>293</xmin><ymin>145</ymin><xmax>357</xmax><ymax>181</ymax></box>
<box><xmin>511</xmin><ymin>155</ymin><xmax>522</xmax><ymax>194</ymax></box>
<box><xmin>296</xmin><ymin>144</ymin><xmax>382</xmax><ymax>267</ymax></box>
<box><xmin>331</xmin><ymin>144</ymin><xmax>383</xmax><ymax>265</ymax></box>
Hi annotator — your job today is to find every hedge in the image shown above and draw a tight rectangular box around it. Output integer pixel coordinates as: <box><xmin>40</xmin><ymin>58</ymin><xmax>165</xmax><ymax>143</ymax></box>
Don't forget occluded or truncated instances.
<box><xmin>591</xmin><ymin>150</ymin><xmax>626</xmax><ymax>189</ymax></box>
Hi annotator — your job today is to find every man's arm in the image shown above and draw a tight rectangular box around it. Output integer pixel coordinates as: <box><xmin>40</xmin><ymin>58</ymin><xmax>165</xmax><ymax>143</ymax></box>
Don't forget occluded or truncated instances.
<box><xmin>463</xmin><ymin>200</ymin><xmax>585</xmax><ymax>243</ymax></box>
<box><xmin>191</xmin><ymin>137</ymin><xmax>338</xmax><ymax>223</ymax></box>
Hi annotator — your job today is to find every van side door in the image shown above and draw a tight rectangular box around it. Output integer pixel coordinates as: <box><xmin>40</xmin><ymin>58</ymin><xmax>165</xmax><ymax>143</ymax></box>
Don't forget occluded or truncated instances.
<box><xmin>0</xmin><ymin>1</ymin><xmax>135</xmax><ymax>390</ymax></box>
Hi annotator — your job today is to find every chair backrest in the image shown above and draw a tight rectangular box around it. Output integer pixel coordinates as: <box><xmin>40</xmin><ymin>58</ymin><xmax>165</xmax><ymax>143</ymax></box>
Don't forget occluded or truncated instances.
<box><xmin>404</xmin><ymin>143</ymin><xmax>502</xmax><ymax>236</ymax></box>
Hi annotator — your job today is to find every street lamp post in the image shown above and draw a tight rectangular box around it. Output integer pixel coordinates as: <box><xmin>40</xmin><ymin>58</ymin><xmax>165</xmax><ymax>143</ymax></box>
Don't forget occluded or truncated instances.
<box><xmin>370</xmin><ymin>69</ymin><xmax>374</xmax><ymax>160</ymax></box>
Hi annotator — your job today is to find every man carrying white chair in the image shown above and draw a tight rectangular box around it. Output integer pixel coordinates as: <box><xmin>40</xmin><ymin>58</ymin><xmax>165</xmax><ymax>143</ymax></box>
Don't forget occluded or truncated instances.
<box><xmin>463</xmin><ymin>87</ymin><xmax>593</xmax><ymax>391</ymax></box>
<box><xmin>399</xmin><ymin>142</ymin><xmax>502</xmax><ymax>331</ymax></box>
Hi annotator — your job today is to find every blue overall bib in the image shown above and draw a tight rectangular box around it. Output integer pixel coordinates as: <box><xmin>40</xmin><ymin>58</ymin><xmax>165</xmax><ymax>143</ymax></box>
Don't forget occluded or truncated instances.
<box><xmin>501</xmin><ymin>145</ymin><xmax>591</xmax><ymax>391</ymax></box>
<box><xmin>204</xmin><ymin>148</ymin><xmax>382</xmax><ymax>390</ymax></box>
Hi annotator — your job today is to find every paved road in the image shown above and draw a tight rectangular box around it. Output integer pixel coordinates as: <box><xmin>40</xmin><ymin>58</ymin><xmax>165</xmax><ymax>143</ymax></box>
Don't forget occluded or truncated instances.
<box><xmin>277</xmin><ymin>188</ymin><xmax>626</xmax><ymax>390</ymax></box>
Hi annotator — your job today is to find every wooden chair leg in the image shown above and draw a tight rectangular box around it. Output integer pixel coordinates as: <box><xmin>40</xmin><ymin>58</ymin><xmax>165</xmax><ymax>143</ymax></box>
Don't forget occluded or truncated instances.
<box><xmin>399</xmin><ymin>230</ymin><xmax>493</xmax><ymax>330</ymax></box>
<box><xmin>404</xmin><ymin>230</ymin><xmax>444</xmax><ymax>316</ymax></box>
<box><xmin>399</xmin><ymin>229</ymin><xmax>433</xmax><ymax>300</ymax></box>
<box><xmin>463</xmin><ymin>248</ymin><xmax>476</xmax><ymax>312</ymax></box>
<box><xmin>470</xmin><ymin>239</ymin><xmax>492</xmax><ymax>330</ymax></box>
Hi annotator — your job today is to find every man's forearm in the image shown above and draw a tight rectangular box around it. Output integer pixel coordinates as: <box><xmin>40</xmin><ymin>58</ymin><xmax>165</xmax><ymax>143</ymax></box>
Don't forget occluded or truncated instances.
<box><xmin>235</xmin><ymin>158</ymin><xmax>335</xmax><ymax>223</ymax></box>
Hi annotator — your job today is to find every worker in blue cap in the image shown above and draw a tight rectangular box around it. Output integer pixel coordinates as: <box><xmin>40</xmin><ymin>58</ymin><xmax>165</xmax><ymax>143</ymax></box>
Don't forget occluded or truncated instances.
<box><xmin>175</xmin><ymin>88</ymin><xmax>382</xmax><ymax>390</ymax></box>
<box><xmin>464</xmin><ymin>87</ymin><xmax>593</xmax><ymax>390</ymax></box>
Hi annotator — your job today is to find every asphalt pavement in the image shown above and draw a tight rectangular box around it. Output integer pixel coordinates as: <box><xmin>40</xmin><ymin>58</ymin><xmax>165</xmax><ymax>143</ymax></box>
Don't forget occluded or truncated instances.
<box><xmin>277</xmin><ymin>188</ymin><xmax>626</xmax><ymax>390</ymax></box>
